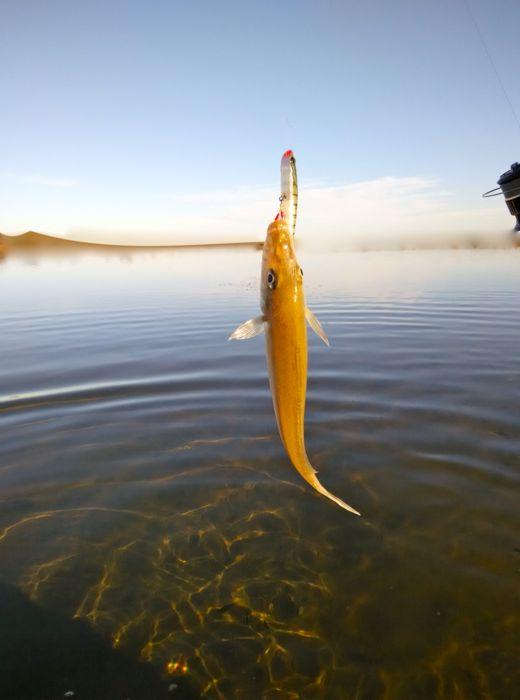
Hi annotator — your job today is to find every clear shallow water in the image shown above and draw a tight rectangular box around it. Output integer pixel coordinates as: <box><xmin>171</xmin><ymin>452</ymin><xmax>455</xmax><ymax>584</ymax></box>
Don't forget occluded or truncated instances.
<box><xmin>0</xmin><ymin>245</ymin><xmax>519</xmax><ymax>699</ymax></box>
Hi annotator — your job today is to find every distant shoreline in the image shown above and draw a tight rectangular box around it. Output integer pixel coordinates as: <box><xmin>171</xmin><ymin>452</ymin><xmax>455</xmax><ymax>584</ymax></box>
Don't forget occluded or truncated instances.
<box><xmin>0</xmin><ymin>231</ymin><xmax>263</xmax><ymax>251</ymax></box>
<box><xmin>2</xmin><ymin>229</ymin><xmax>518</xmax><ymax>255</ymax></box>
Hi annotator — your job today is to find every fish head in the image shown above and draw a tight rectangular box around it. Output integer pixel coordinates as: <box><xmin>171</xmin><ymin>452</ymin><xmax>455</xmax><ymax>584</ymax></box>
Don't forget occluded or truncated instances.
<box><xmin>261</xmin><ymin>217</ymin><xmax>303</xmax><ymax>316</ymax></box>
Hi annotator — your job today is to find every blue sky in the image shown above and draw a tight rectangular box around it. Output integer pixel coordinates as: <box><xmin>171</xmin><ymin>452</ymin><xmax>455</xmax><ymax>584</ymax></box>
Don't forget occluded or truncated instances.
<box><xmin>1</xmin><ymin>0</ymin><xmax>519</xmax><ymax>243</ymax></box>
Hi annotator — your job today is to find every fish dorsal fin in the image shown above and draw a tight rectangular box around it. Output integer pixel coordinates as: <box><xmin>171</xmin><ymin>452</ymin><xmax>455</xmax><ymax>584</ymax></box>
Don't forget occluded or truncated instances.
<box><xmin>228</xmin><ymin>315</ymin><xmax>266</xmax><ymax>340</ymax></box>
<box><xmin>305</xmin><ymin>307</ymin><xmax>329</xmax><ymax>346</ymax></box>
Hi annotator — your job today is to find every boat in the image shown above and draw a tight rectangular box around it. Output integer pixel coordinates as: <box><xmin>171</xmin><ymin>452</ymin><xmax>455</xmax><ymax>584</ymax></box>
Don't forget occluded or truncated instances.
<box><xmin>483</xmin><ymin>162</ymin><xmax>520</xmax><ymax>231</ymax></box>
<box><xmin>498</xmin><ymin>163</ymin><xmax>520</xmax><ymax>231</ymax></box>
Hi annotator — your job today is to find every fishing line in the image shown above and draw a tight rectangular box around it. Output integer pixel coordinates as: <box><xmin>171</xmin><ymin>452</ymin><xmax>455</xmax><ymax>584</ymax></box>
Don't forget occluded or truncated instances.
<box><xmin>462</xmin><ymin>0</ymin><xmax>520</xmax><ymax>133</ymax></box>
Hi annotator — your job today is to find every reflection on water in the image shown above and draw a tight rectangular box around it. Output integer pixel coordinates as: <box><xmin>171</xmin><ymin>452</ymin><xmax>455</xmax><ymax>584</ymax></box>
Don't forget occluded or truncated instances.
<box><xmin>0</xmin><ymin>245</ymin><xmax>519</xmax><ymax>698</ymax></box>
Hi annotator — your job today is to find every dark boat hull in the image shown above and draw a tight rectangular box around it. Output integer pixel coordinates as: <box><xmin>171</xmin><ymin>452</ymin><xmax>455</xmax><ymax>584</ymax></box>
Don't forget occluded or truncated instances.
<box><xmin>498</xmin><ymin>163</ymin><xmax>520</xmax><ymax>231</ymax></box>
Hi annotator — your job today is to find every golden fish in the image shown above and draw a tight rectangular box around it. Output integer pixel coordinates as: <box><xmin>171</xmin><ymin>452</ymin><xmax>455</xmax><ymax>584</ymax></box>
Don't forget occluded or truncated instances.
<box><xmin>229</xmin><ymin>217</ymin><xmax>360</xmax><ymax>515</ymax></box>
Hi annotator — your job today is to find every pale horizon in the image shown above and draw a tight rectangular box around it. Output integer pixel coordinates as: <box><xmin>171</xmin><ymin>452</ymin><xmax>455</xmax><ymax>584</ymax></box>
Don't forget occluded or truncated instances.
<box><xmin>0</xmin><ymin>174</ymin><xmax>513</xmax><ymax>250</ymax></box>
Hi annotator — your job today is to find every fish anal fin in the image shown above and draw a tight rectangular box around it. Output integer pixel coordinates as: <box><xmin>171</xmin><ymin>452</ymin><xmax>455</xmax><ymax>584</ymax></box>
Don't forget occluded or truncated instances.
<box><xmin>305</xmin><ymin>307</ymin><xmax>330</xmax><ymax>346</ymax></box>
<box><xmin>228</xmin><ymin>315</ymin><xmax>266</xmax><ymax>340</ymax></box>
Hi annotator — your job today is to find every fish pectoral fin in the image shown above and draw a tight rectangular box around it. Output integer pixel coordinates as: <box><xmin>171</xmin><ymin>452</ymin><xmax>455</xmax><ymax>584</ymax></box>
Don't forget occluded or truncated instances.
<box><xmin>305</xmin><ymin>307</ymin><xmax>330</xmax><ymax>346</ymax></box>
<box><xmin>228</xmin><ymin>315</ymin><xmax>266</xmax><ymax>340</ymax></box>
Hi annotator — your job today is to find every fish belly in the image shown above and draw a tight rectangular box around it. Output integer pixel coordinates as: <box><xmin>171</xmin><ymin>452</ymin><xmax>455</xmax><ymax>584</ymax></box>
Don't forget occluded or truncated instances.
<box><xmin>265</xmin><ymin>308</ymin><xmax>308</xmax><ymax>464</ymax></box>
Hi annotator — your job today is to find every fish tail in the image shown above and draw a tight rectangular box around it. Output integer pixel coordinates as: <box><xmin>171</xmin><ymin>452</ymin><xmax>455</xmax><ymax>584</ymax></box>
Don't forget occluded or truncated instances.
<box><xmin>312</xmin><ymin>476</ymin><xmax>361</xmax><ymax>516</ymax></box>
<box><xmin>295</xmin><ymin>456</ymin><xmax>361</xmax><ymax>516</ymax></box>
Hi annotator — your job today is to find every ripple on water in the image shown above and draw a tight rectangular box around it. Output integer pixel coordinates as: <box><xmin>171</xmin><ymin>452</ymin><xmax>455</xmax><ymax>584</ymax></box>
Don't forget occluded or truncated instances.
<box><xmin>0</xmin><ymin>251</ymin><xmax>519</xmax><ymax>698</ymax></box>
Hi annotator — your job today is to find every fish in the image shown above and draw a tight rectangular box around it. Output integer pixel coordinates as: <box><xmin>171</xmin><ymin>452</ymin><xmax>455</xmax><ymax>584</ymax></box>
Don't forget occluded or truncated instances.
<box><xmin>229</xmin><ymin>153</ymin><xmax>360</xmax><ymax>515</ymax></box>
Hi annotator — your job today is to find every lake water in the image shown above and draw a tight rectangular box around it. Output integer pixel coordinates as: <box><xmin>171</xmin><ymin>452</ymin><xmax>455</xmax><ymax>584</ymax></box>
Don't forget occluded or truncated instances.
<box><xmin>0</xmin><ymin>241</ymin><xmax>519</xmax><ymax>699</ymax></box>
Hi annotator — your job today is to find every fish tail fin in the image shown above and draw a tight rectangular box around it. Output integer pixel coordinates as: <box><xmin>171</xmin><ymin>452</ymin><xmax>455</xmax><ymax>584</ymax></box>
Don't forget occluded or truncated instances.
<box><xmin>295</xmin><ymin>456</ymin><xmax>361</xmax><ymax>516</ymax></box>
<box><xmin>312</xmin><ymin>476</ymin><xmax>361</xmax><ymax>516</ymax></box>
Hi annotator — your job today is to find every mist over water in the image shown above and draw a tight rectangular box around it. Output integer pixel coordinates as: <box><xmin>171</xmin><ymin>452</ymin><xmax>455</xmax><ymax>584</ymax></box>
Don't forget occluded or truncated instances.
<box><xmin>301</xmin><ymin>226</ymin><xmax>520</xmax><ymax>252</ymax></box>
<box><xmin>0</xmin><ymin>243</ymin><xmax>519</xmax><ymax>698</ymax></box>
<box><xmin>2</xmin><ymin>175</ymin><xmax>516</xmax><ymax>251</ymax></box>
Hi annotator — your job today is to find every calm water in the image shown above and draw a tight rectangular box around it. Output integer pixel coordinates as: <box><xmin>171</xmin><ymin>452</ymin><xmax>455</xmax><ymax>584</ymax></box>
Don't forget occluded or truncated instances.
<box><xmin>0</xmin><ymin>243</ymin><xmax>519</xmax><ymax>699</ymax></box>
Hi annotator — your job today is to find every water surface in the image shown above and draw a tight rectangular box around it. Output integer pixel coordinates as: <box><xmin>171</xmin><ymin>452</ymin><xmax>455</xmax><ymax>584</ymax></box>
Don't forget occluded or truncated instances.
<box><xmin>0</xmin><ymin>244</ymin><xmax>519</xmax><ymax>699</ymax></box>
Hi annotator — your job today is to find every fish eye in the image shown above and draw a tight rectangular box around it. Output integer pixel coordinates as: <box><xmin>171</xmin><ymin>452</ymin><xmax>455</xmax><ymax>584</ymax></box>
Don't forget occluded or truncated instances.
<box><xmin>267</xmin><ymin>269</ymin><xmax>277</xmax><ymax>289</ymax></box>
